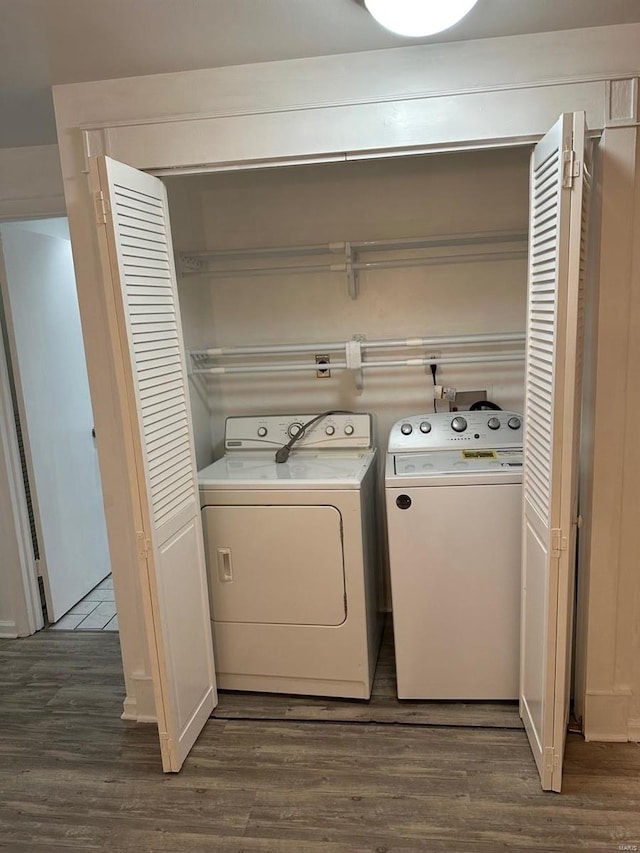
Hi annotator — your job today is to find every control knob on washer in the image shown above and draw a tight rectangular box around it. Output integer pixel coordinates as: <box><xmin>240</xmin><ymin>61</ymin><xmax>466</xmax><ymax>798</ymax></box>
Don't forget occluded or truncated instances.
<box><xmin>400</xmin><ymin>423</ymin><xmax>413</xmax><ymax>435</ymax></box>
<box><xmin>487</xmin><ymin>417</ymin><xmax>501</xmax><ymax>431</ymax></box>
<box><xmin>451</xmin><ymin>416</ymin><xmax>467</xmax><ymax>433</ymax></box>
<box><xmin>287</xmin><ymin>422</ymin><xmax>303</xmax><ymax>438</ymax></box>
<box><xmin>325</xmin><ymin>425</ymin><xmax>335</xmax><ymax>436</ymax></box>
<box><xmin>344</xmin><ymin>424</ymin><xmax>355</xmax><ymax>436</ymax></box>
<box><xmin>419</xmin><ymin>421</ymin><xmax>432</xmax><ymax>434</ymax></box>
<box><xmin>257</xmin><ymin>426</ymin><xmax>268</xmax><ymax>437</ymax></box>
<box><xmin>508</xmin><ymin>416</ymin><xmax>522</xmax><ymax>430</ymax></box>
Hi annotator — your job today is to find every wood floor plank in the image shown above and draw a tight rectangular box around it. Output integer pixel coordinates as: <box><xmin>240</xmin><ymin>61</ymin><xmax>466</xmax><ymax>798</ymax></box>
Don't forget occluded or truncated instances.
<box><xmin>1</xmin><ymin>631</ymin><xmax>640</xmax><ymax>853</ymax></box>
<box><xmin>213</xmin><ymin>621</ymin><xmax>523</xmax><ymax>729</ymax></box>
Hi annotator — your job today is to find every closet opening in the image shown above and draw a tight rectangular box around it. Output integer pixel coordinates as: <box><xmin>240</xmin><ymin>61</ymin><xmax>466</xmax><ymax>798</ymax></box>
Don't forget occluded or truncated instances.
<box><xmin>162</xmin><ymin>145</ymin><xmax>532</xmax><ymax>728</ymax></box>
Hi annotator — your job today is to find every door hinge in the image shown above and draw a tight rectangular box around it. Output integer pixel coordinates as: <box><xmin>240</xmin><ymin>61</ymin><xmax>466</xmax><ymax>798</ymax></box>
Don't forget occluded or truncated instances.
<box><xmin>136</xmin><ymin>530</ymin><xmax>151</xmax><ymax>560</ymax></box>
<box><xmin>562</xmin><ymin>148</ymin><xmax>581</xmax><ymax>188</ymax></box>
<box><xmin>94</xmin><ymin>190</ymin><xmax>110</xmax><ymax>225</ymax></box>
<box><xmin>551</xmin><ymin>528</ymin><xmax>568</xmax><ymax>558</ymax></box>
<box><xmin>159</xmin><ymin>732</ymin><xmax>176</xmax><ymax>768</ymax></box>
<box><xmin>543</xmin><ymin>746</ymin><xmax>556</xmax><ymax>773</ymax></box>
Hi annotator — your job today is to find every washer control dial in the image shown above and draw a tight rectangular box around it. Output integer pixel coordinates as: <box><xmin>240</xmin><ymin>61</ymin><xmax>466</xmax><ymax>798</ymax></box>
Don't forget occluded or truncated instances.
<box><xmin>257</xmin><ymin>426</ymin><xmax>268</xmax><ymax>437</ymax></box>
<box><xmin>508</xmin><ymin>416</ymin><xmax>522</xmax><ymax>430</ymax></box>
<box><xmin>487</xmin><ymin>417</ymin><xmax>501</xmax><ymax>431</ymax></box>
<box><xmin>344</xmin><ymin>424</ymin><xmax>355</xmax><ymax>436</ymax></box>
<box><xmin>419</xmin><ymin>421</ymin><xmax>432</xmax><ymax>434</ymax></box>
<box><xmin>451</xmin><ymin>416</ymin><xmax>468</xmax><ymax>433</ymax></box>
<box><xmin>325</xmin><ymin>425</ymin><xmax>335</xmax><ymax>436</ymax></box>
<box><xmin>400</xmin><ymin>423</ymin><xmax>413</xmax><ymax>436</ymax></box>
<box><xmin>287</xmin><ymin>422</ymin><xmax>303</xmax><ymax>439</ymax></box>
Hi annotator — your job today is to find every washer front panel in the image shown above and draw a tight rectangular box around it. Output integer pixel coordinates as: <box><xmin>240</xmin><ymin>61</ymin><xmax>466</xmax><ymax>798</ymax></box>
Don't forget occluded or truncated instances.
<box><xmin>394</xmin><ymin>449</ymin><xmax>523</xmax><ymax>477</ymax></box>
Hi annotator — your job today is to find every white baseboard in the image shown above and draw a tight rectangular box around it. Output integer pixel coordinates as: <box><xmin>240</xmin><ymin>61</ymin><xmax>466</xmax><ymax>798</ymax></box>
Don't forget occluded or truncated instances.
<box><xmin>627</xmin><ymin>718</ymin><xmax>640</xmax><ymax>742</ymax></box>
<box><xmin>120</xmin><ymin>674</ymin><xmax>156</xmax><ymax>723</ymax></box>
<box><xmin>0</xmin><ymin>620</ymin><xmax>18</xmax><ymax>639</ymax></box>
<box><xmin>584</xmin><ymin>689</ymin><xmax>633</xmax><ymax>742</ymax></box>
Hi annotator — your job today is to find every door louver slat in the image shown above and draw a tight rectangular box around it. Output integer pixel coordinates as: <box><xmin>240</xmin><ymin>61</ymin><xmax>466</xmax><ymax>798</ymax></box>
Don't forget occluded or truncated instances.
<box><xmin>110</xmin><ymin>182</ymin><xmax>196</xmax><ymax>528</ymax></box>
<box><xmin>524</xmin><ymin>147</ymin><xmax>561</xmax><ymax>524</ymax></box>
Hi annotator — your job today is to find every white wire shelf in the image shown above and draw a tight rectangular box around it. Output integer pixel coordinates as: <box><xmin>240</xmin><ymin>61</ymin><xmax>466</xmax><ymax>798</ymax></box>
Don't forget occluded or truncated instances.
<box><xmin>189</xmin><ymin>331</ymin><xmax>526</xmax><ymax>386</ymax></box>
<box><xmin>180</xmin><ymin>230</ymin><xmax>528</xmax><ymax>299</ymax></box>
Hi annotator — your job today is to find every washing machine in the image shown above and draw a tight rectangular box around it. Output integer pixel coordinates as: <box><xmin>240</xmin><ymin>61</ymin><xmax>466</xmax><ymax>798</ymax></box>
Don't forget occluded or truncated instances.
<box><xmin>385</xmin><ymin>409</ymin><xmax>523</xmax><ymax>700</ymax></box>
<box><xmin>198</xmin><ymin>413</ymin><xmax>382</xmax><ymax>699</ymax></box>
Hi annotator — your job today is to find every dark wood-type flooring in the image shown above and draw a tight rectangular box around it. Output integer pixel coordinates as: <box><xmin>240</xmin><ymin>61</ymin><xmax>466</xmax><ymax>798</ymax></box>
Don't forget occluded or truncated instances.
<box><xmin>1</xmin><ymin>630</ymin><xmax>640</xmax><ymax>852</ymax></box>
<box><xmin>213</xmin><ymin>620</ymin><xmax>522</xmax><ymax>729</ymax></box>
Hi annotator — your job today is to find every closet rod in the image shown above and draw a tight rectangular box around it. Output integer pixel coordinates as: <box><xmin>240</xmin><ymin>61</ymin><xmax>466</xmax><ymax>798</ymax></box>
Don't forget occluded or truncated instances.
<box><xmin>191</xmin><ymin>332</ymin><xmax>526</xmax><ymax>360</ymax></box>
<box><xmin>192</xmin><ymin>352</ymin><xmax>525</xmax><ymax>376</ymax></box>
<box><xmin>186</xmin><ymin>249</ymin><xmax>527</xmax><ymax>279</ymax></box>
<box><xmin>182</xmin><ymin>230</ymin><xmax>528</xmax><ymax>262</ymax></box>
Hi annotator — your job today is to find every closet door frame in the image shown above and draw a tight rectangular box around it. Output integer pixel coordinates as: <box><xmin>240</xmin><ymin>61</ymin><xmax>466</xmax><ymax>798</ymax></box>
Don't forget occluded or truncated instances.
<box><xmin>0</xmin><ymin>183</ymin><xmax>66</xmax><ymax>639</ymax></box>
<box><xmin>47</xmin><ymin>66</ymin><xmax>638</xmax><ymax>746</ymax></box>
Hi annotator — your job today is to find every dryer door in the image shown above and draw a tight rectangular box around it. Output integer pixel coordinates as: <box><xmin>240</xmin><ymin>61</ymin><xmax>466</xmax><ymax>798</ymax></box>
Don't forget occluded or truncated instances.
<box><xmin>203</xmin><ymin>504</ymin><xmax>346</xmax><ymax>626</ymax></box>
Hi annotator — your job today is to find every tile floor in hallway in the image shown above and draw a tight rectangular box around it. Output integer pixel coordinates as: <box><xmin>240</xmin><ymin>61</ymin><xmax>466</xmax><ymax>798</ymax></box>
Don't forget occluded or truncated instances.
<box><xmin>49</xmin><ymin>575</ymin><xmax>118</xmax><ymax>632</ymax></box>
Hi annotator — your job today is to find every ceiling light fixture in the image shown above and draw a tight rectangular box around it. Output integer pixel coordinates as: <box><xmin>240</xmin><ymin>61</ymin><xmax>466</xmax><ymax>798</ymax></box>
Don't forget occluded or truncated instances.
<box><xmin>364</xmin><ymin>0</ymin><xmax>479</xmax><ymax>38</ymax></box>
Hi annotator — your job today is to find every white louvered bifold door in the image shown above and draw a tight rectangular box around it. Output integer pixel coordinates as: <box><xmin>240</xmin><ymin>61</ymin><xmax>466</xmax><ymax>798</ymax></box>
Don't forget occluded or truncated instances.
<box><xmin>520</xmin><ymin>113</ymin><xmax>590</xmax><ymax>792</ymax></box>
<box><xmin>94</xmin><ymin>156</ymin><xmax>217</xmax><ymax>772</ymax></box>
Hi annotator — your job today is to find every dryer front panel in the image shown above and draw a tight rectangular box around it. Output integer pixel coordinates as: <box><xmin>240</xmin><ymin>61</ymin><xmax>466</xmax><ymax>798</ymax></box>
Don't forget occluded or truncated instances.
<box><xmin>202</xmin><ymin>504</ymin><xmax>346</xmax><ymax>626</ymax></box>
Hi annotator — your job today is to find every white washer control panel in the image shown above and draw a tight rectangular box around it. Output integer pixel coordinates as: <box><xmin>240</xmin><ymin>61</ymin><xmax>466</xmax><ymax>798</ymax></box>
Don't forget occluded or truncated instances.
<box><xmin>388</xmin><ymin>410</ymin><xmax>523</xmax><ymax>453</ymax></box>
<box><xmin>225</xmin><ymin>413</ymin><xmax>372</xmax><ymax>451</ymax></box>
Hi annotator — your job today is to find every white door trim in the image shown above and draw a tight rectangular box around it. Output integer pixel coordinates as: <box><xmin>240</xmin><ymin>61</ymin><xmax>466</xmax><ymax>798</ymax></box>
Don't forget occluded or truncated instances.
<box><xmin>0</xmin><ymin>259</ymin><xmax>42</xmax><ymax>637</ymax></box>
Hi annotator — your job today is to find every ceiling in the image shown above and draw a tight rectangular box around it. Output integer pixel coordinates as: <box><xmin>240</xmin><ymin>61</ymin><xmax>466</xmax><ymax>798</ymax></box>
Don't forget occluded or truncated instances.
<box><xmin>2</xmin><ymin>0</ymin><xmax>640</xmax><ymax>149</ymax></box>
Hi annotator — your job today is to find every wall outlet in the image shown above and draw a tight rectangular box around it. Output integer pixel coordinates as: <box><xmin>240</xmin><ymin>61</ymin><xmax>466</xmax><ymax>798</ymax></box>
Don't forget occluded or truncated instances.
<box><xmin>315</xmin><ymin>354</ymin><xmax>331</xmax><ymax>378</ymax></box>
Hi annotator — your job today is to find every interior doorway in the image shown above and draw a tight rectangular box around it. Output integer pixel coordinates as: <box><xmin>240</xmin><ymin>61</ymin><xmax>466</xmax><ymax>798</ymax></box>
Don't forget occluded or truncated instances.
<box><xmin>0</xmin><ymin>217</ymin><xmax>112</xmax><ymax>628</ymax></box>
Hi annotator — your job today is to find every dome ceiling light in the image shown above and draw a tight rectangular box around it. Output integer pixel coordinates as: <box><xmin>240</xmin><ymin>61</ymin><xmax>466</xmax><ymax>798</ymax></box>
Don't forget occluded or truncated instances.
<box><xmin>364</xmin><ymin>0</ymin><xmax>479</xmax><ymax>38</ymax></box>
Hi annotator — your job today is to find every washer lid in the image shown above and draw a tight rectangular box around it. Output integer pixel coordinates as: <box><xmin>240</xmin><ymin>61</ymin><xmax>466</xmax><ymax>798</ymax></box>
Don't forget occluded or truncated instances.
<box><xmin>394</xmin><ymin>449</ymin><xmax>523</xmax><ymax>477</ymax></box>
<box><xmin>198</xmin><ymin>450</ymin><xmax>376</xmax><ymax>490</ymax></box>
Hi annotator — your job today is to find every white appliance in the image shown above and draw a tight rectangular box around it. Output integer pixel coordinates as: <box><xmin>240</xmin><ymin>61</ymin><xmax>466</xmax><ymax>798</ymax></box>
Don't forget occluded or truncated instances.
<box><xmin>385</xmin><ymin>409</ymin><xmax>523</xmax><ymax>700</ymax></box>
<box><xmin>198</xmin><ymin>413</ymin><xmax>382</xmax><ymax>699</ymax></box>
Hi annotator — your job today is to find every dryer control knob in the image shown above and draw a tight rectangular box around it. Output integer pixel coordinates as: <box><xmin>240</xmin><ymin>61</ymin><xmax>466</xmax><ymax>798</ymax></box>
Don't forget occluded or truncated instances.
<box><xmin>487</xmin><ymin>417</ymin><xmax>501</xmax><ymax>430</ymax></box>
<box><xmin>419</xmin><ymin>421</ymin><xmax>432</xmax><ymax>434</ymax></box>
<box><xmin>451</xmin><ymin>416</ymin><xmax>467</xmax><ymax>433</ymax></box>
<box><xmin>325</xmin><ymin>425</ymin><xmax>335</xmax><ymax>436</ymax></box>
<box><xmin>257</xmin><ymin>426</ymin><xmax>268</xmax><ymax>437</ymax></box>
<box><xmin>400</xmin><ymin>423</ymin><xmax>413</xmax><ymax>435</ymax></box>
<box><xmin>508</xmin><ymin>416</ymin><xmax>522</xmax><ymax>430</ymax></box>
<box><xmin>344</xmin><ymin>424</ymin><xmax>355</xmax><ymax>436</ymax></box>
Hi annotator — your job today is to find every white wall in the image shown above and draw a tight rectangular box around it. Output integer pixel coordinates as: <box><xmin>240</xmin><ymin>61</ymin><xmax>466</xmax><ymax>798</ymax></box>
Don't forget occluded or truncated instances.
<box><xmin>0</xmin><ymin>145</ymin><xmax>65</xmax><ymax>221</ymax></box>
<box><xmin>165</xmin><ymin>180</ymin><xmax>212</xmax><ymax>470</ymax></box>
<box><xmin>174</xmin><ymin>148</ymin><xmax>529</xmax><ymax>465</ymax></box>
<box><xmin>578</xmin><ymin>122</ymin><xmax>640</xmax><ymax>742</ymax></box>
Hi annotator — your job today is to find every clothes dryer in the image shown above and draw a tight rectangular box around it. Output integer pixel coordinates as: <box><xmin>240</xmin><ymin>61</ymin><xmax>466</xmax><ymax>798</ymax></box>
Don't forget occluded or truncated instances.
<box><xmin>199</xmin><ymin>413</ymin><xmax>382</xmax><ymax>699</ymax></box>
